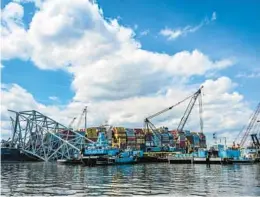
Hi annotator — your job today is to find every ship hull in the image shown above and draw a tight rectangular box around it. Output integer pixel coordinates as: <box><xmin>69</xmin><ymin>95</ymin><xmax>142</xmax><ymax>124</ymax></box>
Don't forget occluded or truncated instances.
<box><xmin>1</xmin><ymin>148</ymin><xmax>40</xmax><ymax>162</ymax></box>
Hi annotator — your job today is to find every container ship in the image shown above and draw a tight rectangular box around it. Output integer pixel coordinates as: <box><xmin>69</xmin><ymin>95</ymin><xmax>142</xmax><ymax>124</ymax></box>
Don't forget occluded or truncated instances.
<box><xmin>1</xmin><ymin>139</ymin><xmax>40</xmax><ymax>162</ymax></box>
<box><xmin>1</xmin><ymin>147</ymin><xmax>40</xmax><ymax>162</ymax></box>
<box><xmin>77</xmin><ymin>126</ymin><xmax>206</xmax><ymax>154</ymax></box>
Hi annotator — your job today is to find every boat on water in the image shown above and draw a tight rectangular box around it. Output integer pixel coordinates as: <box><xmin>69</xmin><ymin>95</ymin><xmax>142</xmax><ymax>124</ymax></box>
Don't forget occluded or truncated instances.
<box><xmin>1</xmin><ymin>147</ymin><xmax>40</xmax><ymax>162</ymax></box>
<box><xmin>109</xmin><ymin>149</ymin><xmax>143</xmax><ymax>164</ymax></box>
<box><xmin>81</xmin><ymin>131</ymin><xmax>143</xmax><ymax>166</ymax></box>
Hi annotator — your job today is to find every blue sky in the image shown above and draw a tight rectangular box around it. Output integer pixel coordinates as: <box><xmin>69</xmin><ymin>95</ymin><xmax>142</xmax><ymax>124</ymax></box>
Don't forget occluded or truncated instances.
<box><xmin>1</xmin><ymin>0</ymin><xmax>259</xmax><ymax>143</ymax></box>
<box><xmin>2</xmin><ymin>0</ymin><xmax>259</xmax><ymax>106</ymax></box>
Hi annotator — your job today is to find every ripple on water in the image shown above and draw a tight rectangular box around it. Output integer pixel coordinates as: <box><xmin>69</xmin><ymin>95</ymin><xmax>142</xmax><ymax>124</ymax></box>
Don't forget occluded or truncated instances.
<box><xmin>1</xmin><ymin>163</ymin><xmax>260</xmax><ymax>196</ymax></box>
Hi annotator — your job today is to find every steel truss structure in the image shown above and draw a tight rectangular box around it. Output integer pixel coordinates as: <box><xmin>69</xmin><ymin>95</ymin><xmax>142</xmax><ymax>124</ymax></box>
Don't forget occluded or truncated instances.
<box><xmin>8</xmin><ymin>110</ymin><xmax>93</xmax><ymax>161</ymax></box>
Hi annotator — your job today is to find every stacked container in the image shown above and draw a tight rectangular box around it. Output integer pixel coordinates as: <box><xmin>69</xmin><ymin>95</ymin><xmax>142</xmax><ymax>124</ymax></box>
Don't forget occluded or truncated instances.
<box><xmin>161</xmin><ymin>132</ymin><xmax>170</xmax><ymax>145</ymax></box>
<box><xmin>198</xmin><ymin>133</ymin><xmax>206</xmax><ymax>148</ymax></box>
<box><xmin>192</xmin><ymin>133</ymin><xmax>200</xmax><ymax>147</ymax></box>
<box><xmin>145</xmin><ymin>132</ymin><xmax>154</xmax><ymax>146</ymax></box>
<box><xmin>169</xmin><ymin>130</ymin><xmax>179</xmax><ymax>147</ymax></box>
<box><xmin>134</xmin><ymin>128</ymin><xmax>145</xmax><ymax>149</ymax></box>
<box><xmin>168</xmin><ymin>133</ymin><xmax>174</xmax><ymax>146</ymax></box>
<box><xmin>178</xmin><ymin>131</ymin><xmax>186</xmax><ymax>148</ymax></box>
<box><xmin>186</xmin><ymin>135</ymin><xmax>194</xmax><ymax>148</ymax></box>
<box><xmin>184</xmin><ymin>130</ymin><xmax>191</xmax><ymax>136</ymax></box>
<box><xmin>60</xmin><ymin>130</ymin><xmax>75</xmax><ymax>140</ymax></box>
<box><xmin>112</xmin><ymin>127</ymin><xmax>126</xmax><ymax>148</ymax></box>
<box><xmin>125</xmin><ymin>128</ymin><xmax>136</xmax><ymax>148</ymax></box>
<box><xmin>86</xmin><ymin>127</ymin><xmax>98</xmax><ymax>142</ymax></box>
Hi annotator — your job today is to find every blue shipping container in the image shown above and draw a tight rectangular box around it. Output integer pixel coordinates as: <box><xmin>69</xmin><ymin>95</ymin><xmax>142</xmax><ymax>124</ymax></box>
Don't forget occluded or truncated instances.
<box><xmin>193</xmin><ymin>135</ymin><xmax>200</xmax><ymax>146</ymax></box>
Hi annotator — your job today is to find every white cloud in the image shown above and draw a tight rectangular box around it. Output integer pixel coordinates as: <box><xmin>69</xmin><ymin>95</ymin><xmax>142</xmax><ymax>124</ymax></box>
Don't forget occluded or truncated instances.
<box><xmin>235</xmin><ymin>72</ymin><xmax>260</xmax><ymax>78</ymax></box>
<box><xmin>160</xmin><ymin>12</ymin><xmax>217</xmax><ymax>40</ymax></box>
<box><xmin>211</xmin><ymin>12</ymin><xmax>217</xmax><ymax>21</ymax></box>
<box><xmin>13</xmin><ymin>0</ymin><xmax>43</xmax><ymax>8</ymax></box>
<box><xmin>0</xmin><ymin>1</ymin><xmax>251</xmax><ymax>146</ymax></box>
<box><xmin>49</xmin><ymin>96</ymin><xmax>59</xmax><ymax>101</ymax></box>
<box><xmin>1</xmin><ymin>77</ymin><xmax>252</xmax><ymax>146</ymax></box>
<box><xmin>1</xmin><ymin>1</ymin><xmax>232</xmax><ymax>101</ymax></box>
<box><xmin>140</xmin><ymin>29</ymin><xmax>149</xmax><ymax>36</ymax></box>
<box><xmin>1</xmin><ymin>2</ymin><xmax>31</xmax><ymax>60</ymax></box>
<box><xmin>160</xmin><ymin>28</ymin><xmax>182</xmax><ymax>40</ymax></box>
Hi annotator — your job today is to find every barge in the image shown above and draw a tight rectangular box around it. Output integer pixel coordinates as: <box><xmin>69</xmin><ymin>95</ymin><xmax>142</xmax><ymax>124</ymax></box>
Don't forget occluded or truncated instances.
<box><xmin>168</xmin><ymin>156</ymin><xmax>233</xmax><ymax>165</ymax></box>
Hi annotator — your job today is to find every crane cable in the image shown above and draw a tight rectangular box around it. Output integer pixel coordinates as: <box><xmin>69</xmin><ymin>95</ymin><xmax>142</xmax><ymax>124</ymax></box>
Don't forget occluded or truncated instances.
<box><xmin>146</xmin><ymin>87</ymin><xmax>203</xmax><ymax>120</ymax></box>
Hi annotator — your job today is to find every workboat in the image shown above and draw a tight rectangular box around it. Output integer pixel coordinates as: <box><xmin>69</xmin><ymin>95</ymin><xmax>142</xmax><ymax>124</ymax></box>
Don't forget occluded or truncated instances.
<box><xmin>81</xmin><ymin>131</ymin><xmax>143</xmax><ymax>166</ymax></box>
<box><xmin>109</xmin><ymin>149</ymin><xmax>144</xmax><ymax>165</ymax></box>
<box><xmin>81</xmin><ymin>145</ymin><xmax>119</xmax><ymax>166</ymax></box>
<box><xmin>81</xmin><ymin>146</ymin><xmax>143</xmax><ymax>166</ymax></box>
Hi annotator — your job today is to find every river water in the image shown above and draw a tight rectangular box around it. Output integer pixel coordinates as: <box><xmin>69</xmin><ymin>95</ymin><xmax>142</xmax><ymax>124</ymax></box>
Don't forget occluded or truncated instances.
<box><xmin>1</xmin><ymin>162</ymin><xmax>260</xmax><ymax>197</ymax></box>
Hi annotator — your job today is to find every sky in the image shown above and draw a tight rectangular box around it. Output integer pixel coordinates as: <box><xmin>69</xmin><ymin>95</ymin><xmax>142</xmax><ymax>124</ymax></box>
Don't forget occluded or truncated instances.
<box><xmin>1</xmin><ymin>0</ymin><xmax>260</xmax><ymax>145</ymax></box>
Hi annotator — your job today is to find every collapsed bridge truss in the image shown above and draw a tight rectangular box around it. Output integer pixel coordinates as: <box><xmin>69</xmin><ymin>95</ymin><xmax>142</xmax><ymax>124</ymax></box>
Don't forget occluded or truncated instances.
<box><xmin>8</xmin><ymin>110</ymin><xmax>93</xmax><ymax>162</ymax></box>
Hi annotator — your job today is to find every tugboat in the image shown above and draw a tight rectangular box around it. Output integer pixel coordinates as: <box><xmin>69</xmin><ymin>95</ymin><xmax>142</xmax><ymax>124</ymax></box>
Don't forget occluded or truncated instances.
<box><xmin>109</xmin><ymin>148</ymin><xmax>144</xmax><ymax>165</ymax></box>
<box><xmin>81</xmin><ymin>131</ymin><xmax>143</xmax><ymax>166</ymax></box>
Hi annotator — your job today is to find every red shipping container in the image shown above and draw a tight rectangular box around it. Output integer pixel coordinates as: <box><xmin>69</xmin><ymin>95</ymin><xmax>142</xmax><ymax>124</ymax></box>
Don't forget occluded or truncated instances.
<box><xmin>134</xmin><ymin>128</ymin><xmax>144</xmax><ymax>135</ymax></box>
<box><xmin>127</xmin><ymin>137</ymin><xmax>136</xmax><ymax>141</ymax></box>
<box><xmin>179</xmin><ymin>140</ymin><xmax>186</xmax><ymax>148</ymax></box>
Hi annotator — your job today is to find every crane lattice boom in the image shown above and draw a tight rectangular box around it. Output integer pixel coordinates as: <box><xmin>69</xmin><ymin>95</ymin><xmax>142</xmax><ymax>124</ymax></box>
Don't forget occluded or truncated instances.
<box><xmin>76</xmin><ymin>106</ymin><xmax>87</xmax><ymax>129</ymax></box>
<box><xmin>177</xmin><ymin>86</ymin><xmax>203</xmax><ymax>132</ymax></box>
<box><xmin>144</xmin><ymin>86</ymin><xmax>203</xmax><ymax>146</ymax></box>
<box><xmin>240</xmin><ymin>102</ymin><xmax>260</xmax><ymax>147</ymax></box>
<box><xmin>68</xmin><ymin>117</ymin><xmax>76</xmax><ymax>128</ymax></box>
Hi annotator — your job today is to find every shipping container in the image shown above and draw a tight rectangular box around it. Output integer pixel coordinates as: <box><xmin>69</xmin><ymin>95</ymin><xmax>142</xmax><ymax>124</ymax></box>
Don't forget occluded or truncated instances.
<box><xmin>186</xmin><ymin>136</ymin><xmax>193</xmax><ymax>145</ymax></box>
<box><xmin>113</xmin><ymin>127</ymin><xmax>126</xmax><ymax>134</ymax></box>
<box><xmin>145</xmin><ymin>134</ymin><xmax>153</xmax><ymax>141</ymax></box>
<box><xmin>125</xmin><ymin>128</ymin><xmax>135</xmax><ymax>137</ymax></box>
<box><xmin>169</xmin><ymin>130</ymin><xmax>179</xmax><ymax>139</ymax></box>
<box><xmin>161</xmin><ymin>133</ymin><xmax>170</xmax><ymax>144</ymax></box>
<box><xmin>179</xmin><ymin>140</ymin><xmax>186</xmax><ymax>148</ymax></box>
<box><xmin>86</xmin><ymin>127</ymin><xmax>98</xmax><ymax>138</ymax></box>
<box><xmin>134</xmin><ymin>128</ymin><xmax>145</xmax><ymax>136</ymax></box>
<box><xmin>192</xmin><ymin>134</ymin><xmax>200</xmax><ymax>147</ymax></box>
<box><xmin>184</xmin><ymin>130</ymin><xmax>191</xmax><ymax>136</ymax></box>
<box><xmin>136</xmin><ymin>139</ymin><xmax>145</xmax><ymax>144</ymax></box>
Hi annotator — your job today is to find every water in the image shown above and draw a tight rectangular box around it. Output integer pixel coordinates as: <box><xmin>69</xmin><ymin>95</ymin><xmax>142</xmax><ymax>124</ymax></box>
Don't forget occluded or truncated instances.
<box><xmin>1</xmin><ymin>162</ymin><xmax>260</xmax><ymax>197</ymax></box>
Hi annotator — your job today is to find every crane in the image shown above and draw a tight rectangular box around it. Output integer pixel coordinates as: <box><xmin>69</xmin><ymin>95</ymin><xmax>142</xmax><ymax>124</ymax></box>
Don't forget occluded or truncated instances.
<box><xmin>144</xmin><ymin>86</ymin><xmax>203</xmax><ymax>150</ymax></box>
<box><xmin>239</xmin><ymin>102</ymin><xmax>260</xmax><ymax>147</ymax></box>
<box><xmin>68</xmin><ymin>117</ymin><xmax>76</xmax><ymax>129</ymax></box>
<box><xmin>249</xmin><ymin>120</ymin><xmax>260</xmax><ymax>148</ymax></box>
<box><xmin>177</xmin><ymin>86</ymin><xmax>203</xmax><ymax>132</ymax></box>
<box><xmin>76</xmin><ymin>106</ymin><xmax>88</xmax><ymax>130</ymax></box>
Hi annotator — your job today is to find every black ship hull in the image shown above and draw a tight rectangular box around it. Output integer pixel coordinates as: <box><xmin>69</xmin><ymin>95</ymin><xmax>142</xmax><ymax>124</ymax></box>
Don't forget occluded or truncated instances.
<box><xmin>1</xmin><ymin>148</ymin><xmax>40</xmax><ymax>162</ymax></box>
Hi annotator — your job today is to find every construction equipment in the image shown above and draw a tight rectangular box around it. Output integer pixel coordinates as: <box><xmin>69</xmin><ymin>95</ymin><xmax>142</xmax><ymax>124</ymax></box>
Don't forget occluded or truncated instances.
<box><xmin>177</xmin><ymin>87</ymin><xmax>203</xmax><ymax>132</ymax></box>
<box><xmin>250</xmin><ymin>134</ymin><xmax>260</xmax><ymax>148</ymax></box>
<box><xmin>76</xmin><ymin>106</ymin><xmax>88</xmax><ymax>130</ymax></box>
<box><xmin>68</xmin><ymin>117</ymin><xmax>76</xmax><ymax>129</ymax></box>
<box><xmin>143</xmin><ymin>86</ymin><xmax>203</xmax><ymax>151</ymax></box>
<box><xmin>239</xmin><ymin>102</ymin><xmax>260</xmax><ymax>147</ymax></box>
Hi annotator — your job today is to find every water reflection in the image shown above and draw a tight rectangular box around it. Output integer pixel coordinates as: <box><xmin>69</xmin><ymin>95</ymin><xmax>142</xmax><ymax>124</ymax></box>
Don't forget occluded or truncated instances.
<box><xmin>1</xmin><ymin>162</ymin><xmax>260</xmax><ymax>196</ymax></box>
